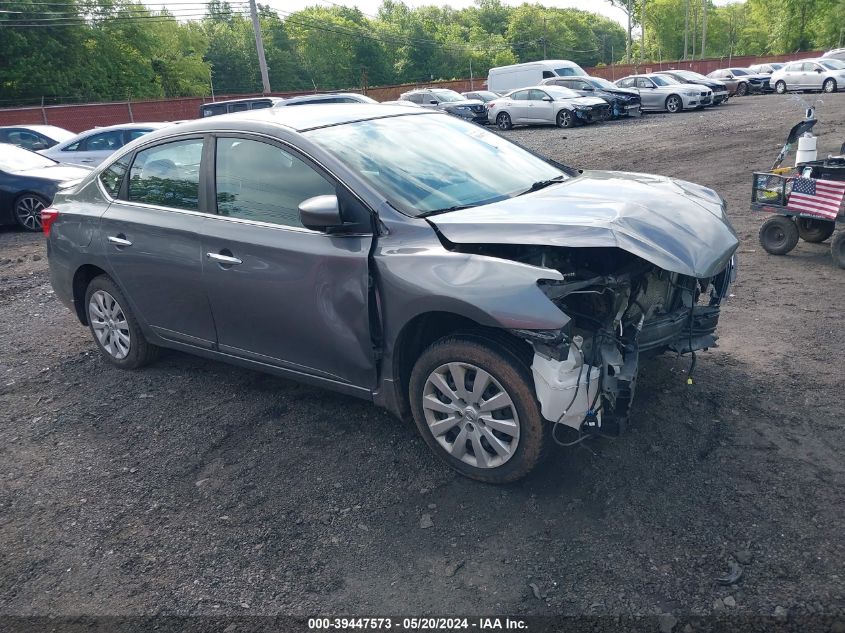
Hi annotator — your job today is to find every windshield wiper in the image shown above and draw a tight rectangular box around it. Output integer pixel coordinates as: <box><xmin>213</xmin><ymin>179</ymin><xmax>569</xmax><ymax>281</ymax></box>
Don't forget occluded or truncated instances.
<box><xmin>518</xmin><ymin>175</ymin><xmax>566</xmax><ymax>196</ymax></box>
<box><xmin>419</xmin><ymin>203</ymin><xmax>477</xmax><ymax>217</ymax></box>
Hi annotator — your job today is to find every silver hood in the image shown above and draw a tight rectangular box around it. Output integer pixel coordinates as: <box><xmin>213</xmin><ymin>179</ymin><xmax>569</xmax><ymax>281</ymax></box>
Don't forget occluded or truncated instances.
<box><xmin>427</xmin><ymin>170</ymin><xmax>739</xmax><ymax>279</ymax></box>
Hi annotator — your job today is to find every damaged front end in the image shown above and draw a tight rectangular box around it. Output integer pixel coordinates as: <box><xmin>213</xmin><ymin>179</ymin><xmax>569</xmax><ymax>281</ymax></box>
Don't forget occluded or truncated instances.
<box><xmin>501</xmin><ymin>246</ymin><xmax>737</xmax><ymax>438</ymax></box>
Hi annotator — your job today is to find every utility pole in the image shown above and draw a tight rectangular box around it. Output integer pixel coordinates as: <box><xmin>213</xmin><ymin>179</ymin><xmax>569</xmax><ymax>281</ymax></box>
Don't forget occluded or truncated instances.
<box><xmin>640</xmin><ymin>0</ymin><xmax>646</xmax><ymax>64</ymax></box>
<box><xmin>542</xmin><ymin>17</ymin><xmax>547</xmax><ymax>60</ymax></box>
<box><xmin>683</xmin><ymin>0</ymin><xmax>689</xmax><ymax>61</ymax></box>
<box><xmin>700</xmin><ymin>0</ymin><xmax>708</xmax><ymax>60</ymax></box>
<box><xmin>626</xmin><ymin>0</ymin><xmax>632</xmax><ymax>64</ymax></box>
<box><xmin>249</xmin><ymin>0</ymin><xmax>271</xmax><ymax>94</ymax></box>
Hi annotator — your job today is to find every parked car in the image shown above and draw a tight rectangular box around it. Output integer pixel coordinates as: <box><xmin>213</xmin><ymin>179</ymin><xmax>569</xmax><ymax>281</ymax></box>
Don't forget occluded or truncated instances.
<box><xmin>707</xmin><ymin>68</ymin><xmax>770</xmax><ymax>95</ymax></box>
<box><xmin>199</xmin><ymin>97</ymin><xmax>284</xmax><ymax>118</ymax></box>
<box><xmin>275</xmin><ymin>93</ymin><xmax>378</xmax><ymax>106</ymax></box>
<box><xmin>822</xmin><ymin>48</ymin><xmax>845</xmax><ymax>61</ymax></box>
<box><xmin>398</xmin><ymin>88</ymin><xmax>487</xmax><ymax>123</ymax></box>
<box><xmin>487</xmin><ymin>60</ymin><xmax>587</xmax><ymax>93</ymax></box>
<box><xmin>44</xmin><ymin>105</ymin><xmax>738</xmax><ymax>482</ymax></box>
<box><xmin>748</xmin><ymin>62</ymin><xmax>784</xmax><ymax>74</ymax></box>
<box><xmin>654</xmin><ymin>70</ymin><xmax>730</xmax><ymax>105</ymax></box>
<box><xmin>541</xmin><ymin>76</ymin><xmax>641</xmax><ymax>117</ymax></box>
<box><xmin>770</xmin><ymin>58</ymin><xmax>845</xmax><ymax>94</ymax></box>
<box><xmin>0</xmin><ymin>144</ymin><xmax>90</xmax><ymax>231</ymax></box>
<box><xmin>615</xmin><ymin>74</ymin><xmax>713</xmax><ymax>113</ymax></box>
<box><xmin>461</xmin><ymin>90</ymin><xmax>500</xmax><ymax>103</ymax></box>
<box><xmin>0</xmin><ymin>125</ymin><xmax>75</xmax><ymax>151</ymax></box>
<box><xmin>487</xmin><ymin>86</ymin><xmax>610</xmax><ymax>129</ymax></box>
<box><xmin>39</xmin><ymin>123</ymin><xmax>170</xmax><ymax>167</ymax></box>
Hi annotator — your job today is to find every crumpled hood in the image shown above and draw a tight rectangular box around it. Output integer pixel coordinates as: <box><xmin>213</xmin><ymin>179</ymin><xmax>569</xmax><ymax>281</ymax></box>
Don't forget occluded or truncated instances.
<box><xmin>427</xmin><ymin>170</ymin><xmax>739</xmax><ymax>279</ymax></box>
<box><xmin>565</xmin><ymin>96</ymin><xmax>608</xmax><ymax>108</ymax></box>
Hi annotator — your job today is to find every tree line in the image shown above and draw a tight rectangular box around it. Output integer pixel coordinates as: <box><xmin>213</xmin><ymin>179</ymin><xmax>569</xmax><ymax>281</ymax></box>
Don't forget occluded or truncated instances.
<box><xmin>0</xmin><ymin>0</ymin><xmax>842</xmax><ymax>107</ymax></box>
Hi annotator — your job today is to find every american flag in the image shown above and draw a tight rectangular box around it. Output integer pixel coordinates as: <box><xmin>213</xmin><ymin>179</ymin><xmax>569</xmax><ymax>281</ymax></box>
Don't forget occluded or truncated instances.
<box><xmin>786</xmin><ymin>177</ymin><xmax>845</xmax><ymax>220</ymax></box>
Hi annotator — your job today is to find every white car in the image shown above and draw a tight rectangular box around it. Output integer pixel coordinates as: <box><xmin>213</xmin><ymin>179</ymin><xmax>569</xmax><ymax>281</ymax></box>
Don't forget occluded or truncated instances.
<box><xmin>0</xmin><ymin>125</ymin><xmax>74</xmax><ymax>151</ymax></box>
<box><xmin>771</xmin><ymin>58</ymin><xmax>845</xmax><ymax>94</ymax></box>
<box><xmin>487</xmin><ymin>85</ymin><xmax>610</xmax><ymax>129</ymax></box>
<box><xmin>615</xmin><ymin>74</ymin><xmax>713</xmax><ymax>112</ymax></box>
<box><xmin>822</xmin><ymin>48</ymin><xmax>845</xmax><ymax>61</ymax></box>
<box><xmin>39</xmin><ymin>122</ymin><xmax>170</xmax><ymax>167</ymax></box>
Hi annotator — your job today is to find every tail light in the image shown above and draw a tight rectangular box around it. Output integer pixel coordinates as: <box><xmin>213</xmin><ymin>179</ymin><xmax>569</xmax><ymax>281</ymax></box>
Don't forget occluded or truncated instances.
<box><xmin>41</xmin><ymin>207</ymin><xmax>59</xmax><ymax>235</ymax></box>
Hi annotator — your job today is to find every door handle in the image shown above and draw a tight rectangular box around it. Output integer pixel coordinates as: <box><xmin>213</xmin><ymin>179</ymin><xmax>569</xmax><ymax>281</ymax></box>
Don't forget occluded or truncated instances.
<box><xmin>207</xmin><ymin>252</ymin><xmax>243</xmax><ymax>266</ymax></box>
<box><xmin>108</xmin><ymin>235</ymin><xmax>132</xmax><ymax>247</ymax></box>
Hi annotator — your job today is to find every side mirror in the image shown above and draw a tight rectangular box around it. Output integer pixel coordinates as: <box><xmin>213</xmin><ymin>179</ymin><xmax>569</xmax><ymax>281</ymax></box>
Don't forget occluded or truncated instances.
<box><xmin>726</xmin><ymin>75</ymin><xmax>734</xmax><ymax>79</ymax></box>
<box><xmin>299</xmin><ymin>195</ymin><xmax>342</xmax><ymax>231</ymax></box>
<box><xmin>542</xmin><ymin>96</ymin><xmax>553</xmax><ymax>102</ymax></box>
<box><xmin>584</xmin><ymin>86</ymin><xmax>594</xmax><ymax>91</ymax></box>
<box><xmin>429</xmin><ymin>100</ymin><xmax>438</xmax><ymax>105</ymax></box>
<box><xmin>815</xmin><ymin>68</ymin><xmax>823</xmax><ymax>73</ymax></box>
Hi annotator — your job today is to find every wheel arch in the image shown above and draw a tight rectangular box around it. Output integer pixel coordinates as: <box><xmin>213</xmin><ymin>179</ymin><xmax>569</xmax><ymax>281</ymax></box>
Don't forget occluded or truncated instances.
<box><xmin>72</xmin><ymin>264</ymin><xmax>110</xmax><ymax>325</ymax></box>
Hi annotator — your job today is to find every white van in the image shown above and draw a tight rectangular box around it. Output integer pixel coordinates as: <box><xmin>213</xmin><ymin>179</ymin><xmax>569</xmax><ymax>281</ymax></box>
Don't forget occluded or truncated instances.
<box><xmin>487</xmin><ymin>60</ymin><xmax>587</xmax><ymax>93</ymax></box>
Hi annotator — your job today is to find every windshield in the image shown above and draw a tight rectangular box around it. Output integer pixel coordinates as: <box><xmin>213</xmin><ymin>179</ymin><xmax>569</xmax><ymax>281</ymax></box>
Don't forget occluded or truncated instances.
<box><xmin>470</xmin><ymin>91</ymin><xmax>498</xmax><ymax>102</ymax></box>
<box><xmin>306</xmin><ymin>114</ymin><xmax>565</xmax><ymax>216</ymax></box>
<box><xmin>651</xmin><ymin>75</ymin><xmax>678</xmax><ymax>86</ymax></box>
<box><xmin>730</xmin><ymin>68</ymin><xmax>750</xmax><ymax>76</ymax></box>
<box><xmin>431</xmin><ymin>89</ymin><xmax>465</xmax><ymax>103</ymax></box>
<box><xmin>675</xmin><ymin>70</ymin><xmax>705</xmax><ymax>80</ymax></box>
<box><xmin>586</xmin><ymin>77</ymin><xmax>617</xmax><ymax>90</ymax></box>
<box><xmin>545</xmin><ymin>86</ymin><xmax>581</xmax><ymax>99</ymax></box>
<box><xmin>771</xmin><ymin>63</ymin><xmax>784</xmax><ymax>70</ymax></box>
<box><xmin>0</xmin><ymin>144</ymin><xmax>57</xmax><ymax>171</ymax></box>
<box><xmin>555</xmin><ymin>66</ymin><xmax>586</xmax><ymax>76</ymax></box>
<box><xmin>820</xmin><ymin>59</ymin><xmax>845</xmax><ymax>70</ymax></box>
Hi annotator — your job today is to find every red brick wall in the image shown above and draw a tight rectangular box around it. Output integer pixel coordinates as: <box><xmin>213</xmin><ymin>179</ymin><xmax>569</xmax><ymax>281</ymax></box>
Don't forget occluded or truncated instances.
<box><xmin>0</xmin><ymin>51</ymin><xmax>826</xmax><ymax>133</ymax></box>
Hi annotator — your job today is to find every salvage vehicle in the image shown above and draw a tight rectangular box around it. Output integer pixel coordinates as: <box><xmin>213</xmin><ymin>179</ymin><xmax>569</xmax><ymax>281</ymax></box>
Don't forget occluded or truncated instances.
<box><xmin>39</xmin><ymin>122</ymin><xmax>169</xmax><ymax>167</ymax></box>
<box><xmin>540</xmin><ymin>76</ymin><xmax>641</xmax><ymax>118</ymax></box>
<box><xmin>487</xmin><ymin>86</ymin><xmax>611</xmax><ymax>129</ymax></box>
<box><xmin>748</xmin><ymin>62</ymin><xmax>784</xmax><ymax>75</ymax></box>
<box><xmin>398</xmin><ymin>88</ymin><xmax>487</xmax><ymax>123</ymax></box>
<box><xmin>707</xmin><ymin>68</ymin><xmax>770</xmax><ymax>95</ymax></box>
<box><xmin>770</xmin><ymin>59</ymin><xmax>845</xmax><ymax>94</ymax></box>
<box><xmin>0</xmin><ymin>144</ymin><xmax>90</xmax><ymax>231</ymax></box>
<box><xmin>654</xmin><ymin>70</ymin><xmax>730</xmax><ymax>105</ymax></box>
<box><xmin>44</xmin><ymin>106</ymin><xmax>739</xmax><ymax>483</ymax></box>
<box><xmin>615</xmin><ymin>74</ymin><xmax>713</xmax><ymax>112</ymax></box>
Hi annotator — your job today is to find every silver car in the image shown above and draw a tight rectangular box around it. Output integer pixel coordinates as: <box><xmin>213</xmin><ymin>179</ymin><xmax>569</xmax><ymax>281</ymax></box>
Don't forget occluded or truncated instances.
<box><xmin>615</xmin><ymin>74</ymin><xmax>713</xmax><ymax>112</ymax></box>
<box><xmin>487</xmin><ymin>86</ymin><xmax>610</xmax><ymax>129</ymax></box>
<box><xmin>40</xmin><ymin>123</ymin><xmax>169</xmax><ymax>167</ymax></box>
<box><xmin>0</xmin><ymin>125</ymin><xmax>75</xmax><ymax>151</ymax></box>
<box><xmin>771</xmin><ymin>59</ymin><xmax>845</xmax><ymax>94</ymax></box>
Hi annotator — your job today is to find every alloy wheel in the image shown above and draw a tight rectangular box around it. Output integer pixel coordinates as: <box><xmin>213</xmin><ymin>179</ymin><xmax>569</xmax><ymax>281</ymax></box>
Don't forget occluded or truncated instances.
<box><xmin>823</xmin><ymin>79</ymin><xmax>836</xmax><ymax>93</ymax></box>
<box><xmin>737</xmin><ymin>82</ymin><xmax>748</xmax><ymax>96</ymax></box>
<box><xmin>666</xmin><ymin>96</ymin><xmax>681</xmax><ymax>113</ymax></box>
<box><xmin>557</xmin><ymin>110</ymin><xmax>573</xmax><ymax>128</ymax></box>
<box><xmin>14</xmin><ymin>195</ymin><xmax>45</xmax><ymax>231</ymax></box>
<box><xmin>421</xmin><ymin>362</ymin><xmax>520</xmax><ymax>469</ymax></box>
<box><xmin>88</xmin><ymin>290</ymin><xmax>131</xmax><ymax>360</ymax></box>
<box><xmin>496</xmin><ymin>112</ymin><xmax>512</xmax><ymax>130</ymax></box>
<box><xmin>775</xmin><ymin>81</ymin><xmax>786</xmax><ymax>94</ymax></box>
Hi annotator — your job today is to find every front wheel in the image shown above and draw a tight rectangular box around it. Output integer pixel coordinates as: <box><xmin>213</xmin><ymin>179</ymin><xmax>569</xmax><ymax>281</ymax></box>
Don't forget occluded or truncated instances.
<box><xmin>85</xmin><ymin>275</ymin><xmax>159</xmax><ymax>369</ymax></box>
<box><xmin>496</xmin><ymin>112</ymin><xmax>512</xmax><ymax>130</ymax></box>
<box><xmin>409</xmin><ymin>336</ymin><xmax>547</xmax><ymax>484</ymax></box>
<box><xmin>775</xmin><ymin>80</ymin><xmax>787</xmax><ymax>94</ymax></box>
<box><xmin>832</xmin><ymin>232</ymin><xmax>845</xmax><ymax>269</ymax></box>
<box><xmin>823</xmin><ymin>79</ymin><xmax>837</xmax><ymax>93</ymax></box>
<box><xmin>759</xmin><ymin>215</ymin><xmax>799</xmax><ymax>255</ymax></box>
<box><xmin>797</xmin><ymin>217</ymin><xmax>835</xmax><ymax>243</ymax></box>
<box><xmin>14</xmin><ymin>193</ymin><xmax>48</xmax><ymax>232</ymax></box>
<box><xmin>665</xmin><ymin>95</ymin><xmax>682</xmax><ymax>113</ymax></box>
<box><xmin>736</xmin><ymin>82</ymin><xmax>749</xmax><ymax>96</ymax></box>
<box><xmin>556</xmin><ymin>109</ymin><xmax>574</xmax><ymax>128</ymax></box>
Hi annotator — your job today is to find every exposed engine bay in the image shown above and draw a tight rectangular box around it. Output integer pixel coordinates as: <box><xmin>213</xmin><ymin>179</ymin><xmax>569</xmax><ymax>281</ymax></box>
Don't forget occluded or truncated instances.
<box><xmin>455</xmin><ymin>244</ymin><xmax>736</xmax><ymax>440</ymax></box>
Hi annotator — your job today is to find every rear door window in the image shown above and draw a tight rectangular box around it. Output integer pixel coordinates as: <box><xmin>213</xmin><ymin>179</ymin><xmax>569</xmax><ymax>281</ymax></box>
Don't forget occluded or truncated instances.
<box><xmin>511</xmin><ymin>90</ymin><xmax>530</xmax><ymax>101</ymax></box>
<box><xmin>127</xmin><ymin>138</ymin><xmax>204</xmax><ymax>211</ymax></box>
<box><xmin>201</xmin><ymin>104</ymin><xmax>227</xmax><ymax>117</ymax></box>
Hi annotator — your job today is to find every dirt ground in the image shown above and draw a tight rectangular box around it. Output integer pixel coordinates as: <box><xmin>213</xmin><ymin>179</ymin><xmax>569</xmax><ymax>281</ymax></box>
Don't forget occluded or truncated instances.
<box><xmin>1</xmin><ymin>93</ymin><xmax>844</xmax><ymax>626</ymax></box>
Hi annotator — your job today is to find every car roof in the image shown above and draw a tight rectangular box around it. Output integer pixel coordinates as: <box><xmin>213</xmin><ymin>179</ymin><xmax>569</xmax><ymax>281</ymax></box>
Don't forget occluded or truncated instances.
<box><xmin>73</xmin><ymin>122</ymin><xmax>171</xmax><ymax>134</ymax></box>
<box><xmin>281</xmin><ymin>93</ymin><xmax>373</xmax><ymax>103</ymax></box>
<box><xmin>138</xmin><ymin>104</ymin><xmax>433</xmax><ymax>137</ymax></box>
<box><xmin>204</xmin><ymin>96</ymin><xmax>284</xmax><ymax>106</ymax></box>
<box><xmin>0</xmin><ymin>124</ymin><xmax>75</xmax><ymax>140</ymax></box>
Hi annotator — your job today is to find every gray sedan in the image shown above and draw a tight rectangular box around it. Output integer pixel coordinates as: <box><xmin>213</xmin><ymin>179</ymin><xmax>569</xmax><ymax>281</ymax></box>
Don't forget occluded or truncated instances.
<box><xmin>615</xmin><ymin>74</ymin><xmax>713</xmax><ymax>112</ymax></box>
<box><xmin>45</xmin><ymin>105</ymin><xmax>738</xmax><ymax>483</ymax></box>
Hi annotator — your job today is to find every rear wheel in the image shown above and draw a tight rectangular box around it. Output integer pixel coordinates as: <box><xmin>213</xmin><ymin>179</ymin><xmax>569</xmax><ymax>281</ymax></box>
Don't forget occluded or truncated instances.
<box><xmin>775</xmin><ymin>80</ymin><xmax>787</xmax><ymax>94</ymax></box>
<box><xmin>13</xmin><ymin>193</ymin><xmax>48</xmax><ymax>232</ymax></box>
<box><xmin>665</xmin><ymin>95</ymin><xmax>682</xmax><ymax>113</ymax></box>
<box><xmin>496</xmin><ymin>112</ymin><xmax>512</xmax><ymax>130</ymax></box>
<box><xmin>832</xmin><ymin>232</ymin><xmax>845</xmax><ymax>270</ymax></box>
<box><xmin>409</xmin><ymin>336</ymin><xmax>547</xmax><ymax>484</ymax></box>
<box><xmin>736</xmin><ymin>82</ymin><xmax>749</xmax><ymax>96</ymax></box>
<box><xmin>823</xmin><ymin>78</ymin><xmax>837</xmax><ymax>93</ymax></box>
<box><xmin>759</xmin><ymin>215</ymin><xmax>799</xmax><ymax>255</ymax></box>
<box><xmin>556</xmin><ymin>109</ymin><xmax>574</xmax><ymax>128</ymax></box>
<box><xmin>797</xmin><ymin>217</ymin><xmax>835</xmax><ymax>243</ymax></box>
<box><xmin>85</xmin><ymin>275</ymin><xmax>159</xmax><ymax>369</ymax></box>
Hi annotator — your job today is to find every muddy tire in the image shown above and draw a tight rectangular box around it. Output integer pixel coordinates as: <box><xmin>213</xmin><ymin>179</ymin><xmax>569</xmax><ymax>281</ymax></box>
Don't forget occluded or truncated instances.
<box><xmin>832</xmin><ymin>232</ymin><xmax>845</xmax><ymax>269</ymax></box>
<box><xmin>496</xmin><ymin>112</ymin><xmax>512</xmax><ymax>130</ymax></box>
<box><xmin>775</xmin><ymin>80</ymin><xmax>787</xmax><ymax>94</ymax></box>
<box><xmin>736</xmin><ymin>82</ymin><xmax>748</xmax><ymax>97</ymax></box>
<box><xmin>797</xmin><ymin>217</ymin><xmax>835</xmax><ymax>243</ymax></box>
<box><xmin>85</xmin><ymin>275</ymin><xmax>159</xmax><ymax>369</ymax></box>
<box><xmin>409</xmin><ymin>336</ymin><xmax>547</xmax><ymax>484</ymax></box>
<box><xmin>759</xmin><ymin>215</ymin><xmax>799</xmax><ymax>255</ymax></box>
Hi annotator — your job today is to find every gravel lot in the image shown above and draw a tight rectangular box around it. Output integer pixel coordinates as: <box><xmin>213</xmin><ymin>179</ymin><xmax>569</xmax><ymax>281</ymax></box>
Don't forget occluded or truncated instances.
<box><xmin>1</xmin><ymin>94</ymin><xmax>844</xmax><ymax>626</ymax></box>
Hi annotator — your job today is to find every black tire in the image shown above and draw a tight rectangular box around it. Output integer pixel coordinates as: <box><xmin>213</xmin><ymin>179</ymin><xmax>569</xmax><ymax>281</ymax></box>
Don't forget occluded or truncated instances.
<box><xmin>13</xmin><ymin>193</ymin><xmax>48</xmax><ymax>232</ymax></box>
<box><xmin>556</xmin><ymin>109</ymin><xmax>574</xmax><ymax>128</ymax></box>
<box><xmin>823</xmin><ymin>78</ymin><xmax>837</xmax><ymax>94</ymax></box>
<box><xmin>665</xmin><ymin>95</ymin><xmax>682</xmax><ymax>113</ymax></box>
<box><xmin>775</xmin><ymin>80</ymin><xmax>787</xmax><ymax>94</ymax></box>
<box><xmin>84</xmin><ymin>275</ymin><xmax>159</xmax><ymax>369</ymax></box>
<box><xmin>496</xmin><ymin>112</ymin><xmax>512</xmax><ymax>130</ymax></box>
<box><xmin>758</xmin><ymin>215</ymin><xmax>799</xmax><ymax>255</ymax></box>
<box><xmin>736</xmin><ymin>82</ymin><xmax>748</xmax><ymax>97</ymax></box>
<box><xmin>832</xmin><ymin>232</ymin><xmax>845</xmax><ymax>270</ymax></box>
<box><xmin>409</xmin><ymin>336</ymin><xmax>547</xmax><ymax>484</ymax></box>
<box><xmin>797</xmin><ymin>217</ymin><xmax>835</xmax><ymax>243</ymax></box>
